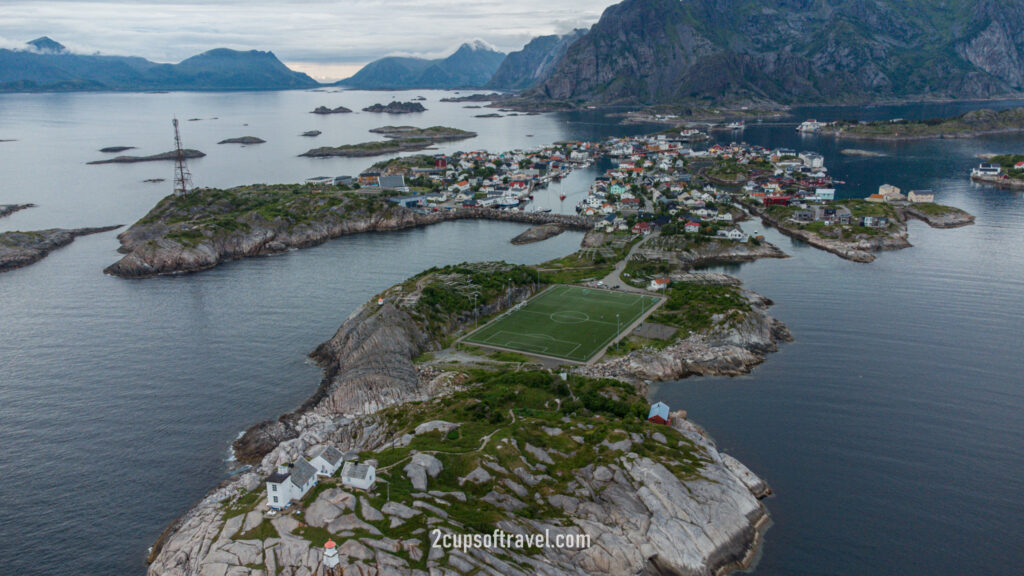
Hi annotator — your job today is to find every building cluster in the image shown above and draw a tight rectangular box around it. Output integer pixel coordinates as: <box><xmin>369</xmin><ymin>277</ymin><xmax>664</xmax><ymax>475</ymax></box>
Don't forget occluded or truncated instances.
<box><xmin>349</xmin><ymin>144</ymin><xmax>601</xmax><ymax>211</ymax></box>
<box><xmin>265</xmin><ymin>446</ymin><xmax>376</xmax><ymax>510</ymax></box>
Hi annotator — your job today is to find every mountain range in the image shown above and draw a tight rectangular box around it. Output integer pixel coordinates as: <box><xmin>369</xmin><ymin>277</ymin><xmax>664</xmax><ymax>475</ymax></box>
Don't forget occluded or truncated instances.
<box><xmin>334</xmin><ymin>41</ymin><xmax>506</xmax><ymax>90</ymax></box>
<box><xmin>533</xmin><ymin>0</ymin><xmax>1024</xmax><ymax>105</ymax></box>
<box><xmin>9</xmin><ymin>0</ymin><xmax>1024</xmax><ymax>108</ymax></box>
<box><xmin>0</xmin><ymin>37</ymin><xmax>318</xmax><ymax>92</ymax></box>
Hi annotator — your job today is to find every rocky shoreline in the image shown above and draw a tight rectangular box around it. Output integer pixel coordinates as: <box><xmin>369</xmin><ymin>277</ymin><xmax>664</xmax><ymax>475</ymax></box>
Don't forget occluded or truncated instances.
<box><xmin>105</xmin><ymin>206</ymin><xmax>592</xmax><ymax>278</ymax></box>
<box><xmin>903</xmin><ymin>206</ymin><xmax>976</xmax><ymax>228</ymax></box>
<box><xmin>579</xmin><ymin>287</ymin><xmax>792</xmax><ymax>383</ymax></box>
<box><xmin>148</xmin><ymin>262</ymin><xmax>782</xmax><ymax>576</ymax></box>
<box><xmin>971</xmin><ymin>173</ymin><xmax>1024</xmax><ymax>189</ymax></box>
<box><xmin>1</xmin><ymin>225</ymin><xmax>122</xmax><ymax>273</ymax></box>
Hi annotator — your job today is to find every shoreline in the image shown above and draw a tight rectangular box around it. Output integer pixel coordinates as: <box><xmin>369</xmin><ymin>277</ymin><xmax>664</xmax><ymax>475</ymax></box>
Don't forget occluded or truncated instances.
<box><xmin>971</xmin><ymin>173</ymin><xmax>1024</xmax><ymax>190</ymax></box>
<box><xmin>1</xmin><ymin>225</ymin><xmax>122</xmax><ymax>273</ymax></box>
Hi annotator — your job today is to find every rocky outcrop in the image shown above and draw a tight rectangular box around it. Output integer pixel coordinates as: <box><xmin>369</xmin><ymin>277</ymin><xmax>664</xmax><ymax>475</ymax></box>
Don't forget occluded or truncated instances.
<box><xmin>903</xmin><ymin>206</ymin><xmax>976</xmax><ymax>228</ymax></box>
<box><xmin>311</xmin><ymin>106</ymin><xmax>352</xmax><ymax>115</ymax></box>
<box><xmin>87</xmin><ymin>149</ymin><xmax>205</xmax><ymax>165</ymax></box>
<box><xmin>510</xmin><ymin>223</ymin><xmax>564</xmax><ymax>244</ymax></box>
<box><xmin>0</xmin><ymin>225</ymin><xmax>121</xmax><ymax>273</ymax></box>
<box><xmin>0</xmin><ymin>203</ymin><xmax>34</xmax><ymax>219</ymax></box>
<box><xmin>105</xmin><ymin>203</ymin><xmax>593</xmax><ymax>279</ymax></box>
<box><xmin>217</xmin><ymin>136</ymin><xmax>265</xmax><ymax>145</ymax></box>
<box><xmin>362</xmin><ymin>101</ymin><xmax>426</xmax><ymax>114</ymax></box>
<box><xmin>151</xmin><ymin>391</ymin><xmax>771</xmax><ymax>576</ymax></box>
<box><xmin>581</xmin><ymin>288</ymin><xmax>791</xmax><ymax>382</ymax></box>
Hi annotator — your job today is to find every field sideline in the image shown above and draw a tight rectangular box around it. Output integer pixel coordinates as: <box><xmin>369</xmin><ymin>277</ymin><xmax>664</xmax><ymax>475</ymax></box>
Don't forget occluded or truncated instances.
<box><xmin>463</xmin><ymin>285</ymin><xmax>662</xmax><ymax>363</ymax></box>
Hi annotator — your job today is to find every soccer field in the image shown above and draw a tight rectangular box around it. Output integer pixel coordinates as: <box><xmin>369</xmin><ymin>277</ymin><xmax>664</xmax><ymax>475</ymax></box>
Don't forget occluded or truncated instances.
<box><xmin>463</xmin><ymin>285</ymin><xmax>662</xmax><ymax>363</ymax></box>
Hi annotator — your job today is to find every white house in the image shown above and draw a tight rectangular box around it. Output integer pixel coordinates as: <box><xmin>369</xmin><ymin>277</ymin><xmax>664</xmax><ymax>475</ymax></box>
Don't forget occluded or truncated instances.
<box><xmin>717</xmin><ymin>228</ymin><xmax>748</xmax><ymax>242</ymax></box>
<box><xmin>649</xmin><ymin>278</ymin><xmax>670</xmax><ymax>291</ymax></box>
<box><xmin>266</xmin><ymin>458</ymin><xmax>318</xmax><ymax>509</ymax></box>
<box><xmin>907</xmin><ymin>190</ymin><xmax>935</xmax><ymax>204</ymax></box>
<box><xmin>799</xmin><ymin>152</ymin><xmax>825</xmax><ymax>169</ymax></box>
<box><xmin>815</xmin><ymin>188</ymin><xmax>836</xmax><ymax>201</ymax></box>
<box><xmin>310</xmin><ymin>446</ymin><xmax>345</xmax><ymax>477</ymax></box>
<box><xmin>341</xmin><ymin>461</ymin><xmax>376</xmax><ymax>491</ymax></box>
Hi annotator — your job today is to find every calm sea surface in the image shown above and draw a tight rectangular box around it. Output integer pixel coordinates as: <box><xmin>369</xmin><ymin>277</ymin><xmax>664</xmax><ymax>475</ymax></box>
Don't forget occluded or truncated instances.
<box><xmin>0</xmin><ymin>90</ymin><xmax>1021</xmax><ymax>575</ymax></box>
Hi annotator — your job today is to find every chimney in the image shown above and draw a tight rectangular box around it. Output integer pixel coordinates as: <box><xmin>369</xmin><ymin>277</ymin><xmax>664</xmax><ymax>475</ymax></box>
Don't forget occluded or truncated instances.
<box><xmin>277</xmin><ymin>464</ymin><xmax>289</xmax><ymax>475</ymax></box>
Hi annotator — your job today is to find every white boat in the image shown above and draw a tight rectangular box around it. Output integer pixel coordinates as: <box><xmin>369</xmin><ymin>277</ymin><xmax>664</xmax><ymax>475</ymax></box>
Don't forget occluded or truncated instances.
<box><xmin>726</xmin><ymin>121</ymin><xmax>744</xmax><ymax>130</ymax></box>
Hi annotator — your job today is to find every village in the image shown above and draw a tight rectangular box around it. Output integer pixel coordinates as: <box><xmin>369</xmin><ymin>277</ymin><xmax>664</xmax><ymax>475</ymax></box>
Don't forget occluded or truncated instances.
<box><xmin>311</xmin><ymin>126</ymin><xmax>948</xmax><ymax>254</ymax></box>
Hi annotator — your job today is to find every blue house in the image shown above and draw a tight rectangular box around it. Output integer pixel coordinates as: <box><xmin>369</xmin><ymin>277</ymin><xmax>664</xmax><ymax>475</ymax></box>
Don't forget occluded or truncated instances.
<box><xmin>648</xmin><ymin>402</ymin><xmax>670</xmax><ymax>425</ymax></box>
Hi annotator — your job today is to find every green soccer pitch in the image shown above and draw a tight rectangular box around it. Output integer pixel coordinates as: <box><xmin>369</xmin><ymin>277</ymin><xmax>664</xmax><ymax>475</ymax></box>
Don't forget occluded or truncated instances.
<box><xmin>463</xmin><ymin>285</ymin><xmax>663</xmax><ymax>363</ymax></box>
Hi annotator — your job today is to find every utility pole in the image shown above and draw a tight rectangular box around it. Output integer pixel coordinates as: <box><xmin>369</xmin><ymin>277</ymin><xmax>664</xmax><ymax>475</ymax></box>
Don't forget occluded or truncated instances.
<box><xmin>172</xmin><ymin>118</ymin><xmax>193</xmax><ymax>196</ymax></box>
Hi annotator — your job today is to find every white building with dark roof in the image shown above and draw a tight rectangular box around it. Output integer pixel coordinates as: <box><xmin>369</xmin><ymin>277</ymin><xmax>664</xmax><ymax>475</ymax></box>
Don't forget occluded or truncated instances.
<box><xmin>341</xmin><ymin>461</ymin><xmax>376</xmax><ymax>491</ymax></box>
<box><xmin>266</xmin><ymin>458</ymin><xmax>319</xmax><ymax>509</ymax></box>
<box><xmin>311</xmin><ymin>446</ymin><xmax>345</xmax><ymax>477</ymax></box>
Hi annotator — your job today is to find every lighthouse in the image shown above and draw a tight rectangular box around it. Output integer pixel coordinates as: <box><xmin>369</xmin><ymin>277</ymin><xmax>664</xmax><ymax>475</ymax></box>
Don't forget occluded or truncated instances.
<box><xmin>323</xmin><ymin>539</ymin><xmax>339</xmax><ymax>575</ymax></box>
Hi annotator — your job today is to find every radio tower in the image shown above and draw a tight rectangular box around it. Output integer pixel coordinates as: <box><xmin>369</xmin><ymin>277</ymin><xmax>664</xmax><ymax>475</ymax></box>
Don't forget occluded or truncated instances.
<box><xmin>172</xmin><ymin>118</ymin><xmax>193</xmax><ymax>195</ymax></box>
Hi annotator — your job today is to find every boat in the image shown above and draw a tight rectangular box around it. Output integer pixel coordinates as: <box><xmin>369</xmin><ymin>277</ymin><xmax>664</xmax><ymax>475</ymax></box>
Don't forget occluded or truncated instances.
<box><xmin>726</xmin><ymin>121</ymin><xmax>744</xmax><ymax>130</ymax></box>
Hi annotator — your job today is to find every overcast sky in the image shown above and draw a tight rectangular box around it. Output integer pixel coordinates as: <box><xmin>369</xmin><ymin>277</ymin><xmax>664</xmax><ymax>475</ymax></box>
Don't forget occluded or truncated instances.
<box><xmin>0</xmin><ymin>0</ymin><xmax>614</xmax><ymax>80</ymax></box>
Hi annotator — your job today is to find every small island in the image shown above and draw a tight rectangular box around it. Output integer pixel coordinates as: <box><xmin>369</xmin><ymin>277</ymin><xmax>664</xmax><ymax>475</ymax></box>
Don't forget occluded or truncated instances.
<box><xmin>300</xmin><ymin>126</ymin><xmax>476</xmax><ymax>158</ymax></box>
<box><xmin>475</xmin><ymin>113</ymin><xmax>503</xmax><ymax>118</ymax></box>
<box><xmin>362</xmin><ymin>101</ymin><xmax>427</xmax><ymax>114</ymax></box>
<box><xmin>1</xmin><ymin>225</ymin><xmax>121</xmax><ymax>273</ymax></box>
<box><xmin>217</xmin><ymin>136</ymin><xmax>266</xmax><ymax>145</ymax></box>
<box><xmin>0</xmin><ymin>203</ymin><xmax>35</xmax><ymax>219</ymax></box>
<box><xmin>301</xmin><ymin>130</ymin><xmax>322</xmax><ymax>137</ymax></box>
<box><xmin>87</xmin><ymin>149</ymin><xmax>206</xmax><ymax>164</ymax></box>
<box><xmin>821</xmin><ymin>107</ymin><xmax>1024</xmax><ymax>140</ymax></box>
<box><xmin>99</xmin><ymin>146</ymin><xmax>136</xmax><ymax>153</ymax></box>
<box><xmin>440</xmin><ymin>93</ymin><xmax>503</xmax><ymax>103</ymax></box>
<box><xmin>311</xmin><ymin>106</ymin><xmax>352</xmax><ymax>115</ymax></box>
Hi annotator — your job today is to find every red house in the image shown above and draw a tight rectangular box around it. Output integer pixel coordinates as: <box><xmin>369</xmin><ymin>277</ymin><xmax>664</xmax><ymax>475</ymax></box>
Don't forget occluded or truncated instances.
<box><xmin>763</xmin><ymin>195</ymin><xmax>793</xmax><ymax>207</ymax></box>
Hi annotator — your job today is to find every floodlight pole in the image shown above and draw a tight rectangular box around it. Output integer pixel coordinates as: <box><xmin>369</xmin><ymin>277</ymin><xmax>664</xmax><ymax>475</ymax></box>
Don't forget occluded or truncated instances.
<box><xmin>616</xmin><ymin>313</ymin><xmax>621</xmax><ymax>351</ymax></box>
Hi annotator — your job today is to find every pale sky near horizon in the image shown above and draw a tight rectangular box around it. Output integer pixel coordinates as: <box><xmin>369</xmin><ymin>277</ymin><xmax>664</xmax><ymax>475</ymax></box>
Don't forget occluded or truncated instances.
<box><xmin>0</xmin><ymin>0</ymin><xmax>614</xmax><ymax>81</ymax></box>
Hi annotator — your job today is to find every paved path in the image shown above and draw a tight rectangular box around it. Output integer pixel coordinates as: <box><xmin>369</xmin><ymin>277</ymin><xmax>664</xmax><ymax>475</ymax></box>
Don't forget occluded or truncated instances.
<box><xmin>601</xmin><ymin>233</ymin><xmax>656</xmax><ymax>292</ymax></box>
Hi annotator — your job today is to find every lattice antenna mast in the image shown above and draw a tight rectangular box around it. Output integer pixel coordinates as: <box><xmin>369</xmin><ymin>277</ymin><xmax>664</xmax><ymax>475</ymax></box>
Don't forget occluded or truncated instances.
<box><xmin>172</xmin><ymin>118</ymin><xmax>193</xmax><ymax>195</ymax></box>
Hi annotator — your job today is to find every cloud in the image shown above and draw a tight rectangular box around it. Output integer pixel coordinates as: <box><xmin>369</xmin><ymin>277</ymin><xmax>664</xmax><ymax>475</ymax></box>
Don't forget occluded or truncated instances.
<box><xmin>0</xmin><ymin>0</ymin><xmax>611</xmax><ymax>74</ymax></box>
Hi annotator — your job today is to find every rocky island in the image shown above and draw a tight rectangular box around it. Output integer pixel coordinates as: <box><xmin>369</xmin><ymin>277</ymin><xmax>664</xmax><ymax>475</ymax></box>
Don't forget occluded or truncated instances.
<box><xmin>148</xmin><ymin>258</ymin><xmax>784</xmax><ymax>576</ymax></box>
<box><xmin>1</xmin><ymin>225</ymin><xmax>122</xmax><ymax>273</ymax></box>
<box><xmin>99</xmin><ymin>146</ymin><xmax>136</xmax><ymax>153</ymax></box>
<box><xmin>821</xmin><ymin>107</ymin><xmax>1024</xmax><ymax>141</ymax></box>
<box><xmin>362</xmin><ymin>101</ymin><xmax>427</xmax><ymax>114</ymax></box>
<box><xmin>218</xmin><ymin>137</ymin><xmax>266</xmax><ymax>145</ymax></box>
<box><xmin>311</xmin><ymin>106</ymin><xmax>352</xmax><ymax>115</ymax></box>
<box><xmin>0</xmin><ymin>203</ymin><xmax>35</xmax><ymax>219</ymax></box>
<box><xmin>300</xmin><ymin>130</ymin><xmax>322</xmax><ymax>137</ymax></box>
<box><xmin>87</xmin><ymin>149</ymin><xmax>206</xmax><ymax>165</ymax></box>
<box><xmin>300</xmin><ymin>126</ymin><xmax>476</xmax><ymax>158</ymax></box>
<box><xmin>103</xmin><ymin>185</ymin><xmax>589</xmax><ymax>278</ymax></box>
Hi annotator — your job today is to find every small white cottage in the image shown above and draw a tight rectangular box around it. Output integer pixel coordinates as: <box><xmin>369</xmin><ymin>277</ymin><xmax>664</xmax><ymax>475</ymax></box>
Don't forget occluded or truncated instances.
<box><xmin>340</xmin><ymin>461</ymin><xmax>376</xmax><ymax>491</ymax></box>
<box><xmin>310</xmin><ymin>446</ymin><xmax>345</xmax><ymax>477</ymax></box>
<box><xmin>266</xmin><ymin>458</ymin><xmax>318</xmax><ymax>509</ymax></box>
